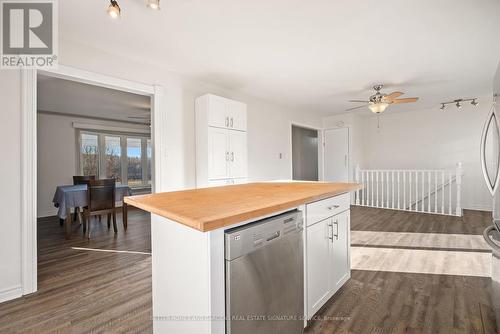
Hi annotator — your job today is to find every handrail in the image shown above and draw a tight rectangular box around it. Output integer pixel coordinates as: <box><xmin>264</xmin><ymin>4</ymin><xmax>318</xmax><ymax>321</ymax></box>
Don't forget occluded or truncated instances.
<box><xmin>354</xmin><ymin>163</ymin><xmax>463</xmax><ymax>217</ymax></box>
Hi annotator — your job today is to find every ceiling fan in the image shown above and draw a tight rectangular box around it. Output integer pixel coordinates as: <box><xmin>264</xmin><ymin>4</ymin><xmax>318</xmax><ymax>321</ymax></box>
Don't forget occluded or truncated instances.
<box><xmin>346</xmin><ymin>84</ymin><xmax>419</xmax><ymax>113</ymax></box>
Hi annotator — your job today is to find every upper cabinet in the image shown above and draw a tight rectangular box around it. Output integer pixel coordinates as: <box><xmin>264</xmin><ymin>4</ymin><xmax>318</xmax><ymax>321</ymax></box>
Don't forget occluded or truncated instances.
<box><xmin>196</xmin><ymin>94</ymin><xmax>248</xmax><ymax>187</ymax></box>
<box><xmin>205</xmin><ymin>94</ymin><xmax>247</xmax><ymax>131</ymax></box>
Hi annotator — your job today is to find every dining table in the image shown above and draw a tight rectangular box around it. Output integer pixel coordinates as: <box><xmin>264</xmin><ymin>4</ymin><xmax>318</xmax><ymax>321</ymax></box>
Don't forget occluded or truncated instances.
<box><xmin>53</xmin><ymin>184</ymin><xmax>132</xmax><ymax>239</ymax></box>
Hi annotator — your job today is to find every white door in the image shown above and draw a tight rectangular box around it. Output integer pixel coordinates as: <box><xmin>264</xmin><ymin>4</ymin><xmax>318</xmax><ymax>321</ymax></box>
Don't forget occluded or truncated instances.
<box><xmin>306</xmin><ymin>218</ymin><xmax>333</xmax><ymax>317</ymax></box>
<box><xmin>324</xmin><ymin>128</ymin><xmax>349</xmax><ymax>182</ymax></box>
<box><xmin>208</xmin><ymin>127</ymin><xmax>229</xmax><ymax>180</ymax></box>
<box><xmin>330</xmin><ymin>211</ymin><xmax>350</xmax><ymax>294</ymax></box>
<box><xmin>208</xmin><ymin>95</ymin><xmax>229</xmax><ymax>129</ymax></box>
<box><xmin>228</xmin><ymin>131</ymin><xmax>247</xmax><ymax>178</ymax></box>
<box><xmin>227</xmin><ymin>100</ymin><xmax>247</xmax><ymax>131</ymax></box>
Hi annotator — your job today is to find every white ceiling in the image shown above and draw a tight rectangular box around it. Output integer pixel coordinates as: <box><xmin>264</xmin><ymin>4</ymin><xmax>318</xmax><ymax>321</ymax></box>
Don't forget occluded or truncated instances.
<box><xmin>37</xmin><ymin>75</ymin><xmax>151</xmax><ymax>123</ymax></box>
<box><xmin>59</xmin><ymin>0</ymin><xmax>500</xmax><ymax>114</ymax></box>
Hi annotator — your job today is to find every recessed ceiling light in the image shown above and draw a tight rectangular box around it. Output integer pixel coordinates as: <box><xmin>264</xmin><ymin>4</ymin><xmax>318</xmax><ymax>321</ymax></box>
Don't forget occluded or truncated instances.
<box><xmin>107</xmin><ymin>0</ymin><xmax>121</xmax><ymax>19</ymax></box>
<box><xmin>147</xmin><ymin>0</ymin><xmax>160</xmax><ymax>10</ymax></box>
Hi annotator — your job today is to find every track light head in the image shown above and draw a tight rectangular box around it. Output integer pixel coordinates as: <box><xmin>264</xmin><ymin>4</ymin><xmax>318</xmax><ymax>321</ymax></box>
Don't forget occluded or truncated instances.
<box><xmin>471</xmin><ymin>99</ymin><xmax>478</xmax><ymax>106</ymax></box>
<box><xmin>456</xmin><ymin>101</ymin><xmax>462</xmax><ymax>109</ymax></box>
<box><xmin>107</xmin><ymin>0</ymin><xmax>121</xmax><ymax>18</ymax></box>
<box><xmin>440</xmin><ymin>103</ymin><xmax>446</xmax><ymax>110</ymax></box>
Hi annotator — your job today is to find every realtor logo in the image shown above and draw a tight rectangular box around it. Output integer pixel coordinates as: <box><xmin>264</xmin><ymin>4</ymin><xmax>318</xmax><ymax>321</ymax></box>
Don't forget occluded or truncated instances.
<box><xmin>1</xmin><ymin>0</ymin><xmax>58</xmax><ymax>68</ymax></box>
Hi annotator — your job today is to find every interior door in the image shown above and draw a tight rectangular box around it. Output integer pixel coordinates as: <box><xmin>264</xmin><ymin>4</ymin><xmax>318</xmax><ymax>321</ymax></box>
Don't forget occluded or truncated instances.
<box><xmin>228</xmin><ymin>131</ymin><xmax>247</xmax><ymax>178</ymax></box>
<box><xmin>330</xmin><ymin>211</ymin><xmax>350</xmax><ymax>294</ymax></box>
<box><xmin>324</xmin><ymin>128</ymin><xmax>349</xmax><ymax>182</ymax></box>
<box><xmin>208</xmin><ymin>127</ymin><xmax>229</xmax><ymax>180</ymax></box>
<box><xmin>306</xmin><ymin>218</ymin><xmax>332</xmax><ymax>317</ymax></box>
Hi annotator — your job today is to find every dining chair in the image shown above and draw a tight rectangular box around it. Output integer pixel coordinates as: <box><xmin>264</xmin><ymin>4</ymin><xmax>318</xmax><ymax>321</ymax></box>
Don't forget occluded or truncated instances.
<box><xmin>72</xmin><ymin>175</ymin><xmax>96</xmax><ymax>225</ymax></box>
<box><xmin>83</xmin><ymin>178</ymin><xmax>117</xmax><ymax>239</ymax></box>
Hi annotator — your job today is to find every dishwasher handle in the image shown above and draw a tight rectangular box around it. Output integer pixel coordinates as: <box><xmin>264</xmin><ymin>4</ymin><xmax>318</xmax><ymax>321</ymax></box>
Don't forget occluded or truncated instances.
<box><xmin>266</xmin><ymin>231</ymin><xmax>281</xmax><ymax>241</ymax></box>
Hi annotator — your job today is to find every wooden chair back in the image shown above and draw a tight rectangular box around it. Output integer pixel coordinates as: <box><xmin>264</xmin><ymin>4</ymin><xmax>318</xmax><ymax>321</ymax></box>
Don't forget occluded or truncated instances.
<box><xmin>87</xmin><ymin>179</ymin><xmax>116</xmax><ymax>213</ymax></box>
<box><xmin>73</xmin><ymin>175</ymin><xmax>96</xmax><ymax>185</ymax></box>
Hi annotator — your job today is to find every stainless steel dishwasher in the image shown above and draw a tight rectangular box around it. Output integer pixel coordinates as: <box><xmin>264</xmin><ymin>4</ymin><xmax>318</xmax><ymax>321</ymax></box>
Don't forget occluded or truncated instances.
<box><xmin>225</xmin><ymin>210</ymin><xmax>304</xmax><ymax>334</ymax></box>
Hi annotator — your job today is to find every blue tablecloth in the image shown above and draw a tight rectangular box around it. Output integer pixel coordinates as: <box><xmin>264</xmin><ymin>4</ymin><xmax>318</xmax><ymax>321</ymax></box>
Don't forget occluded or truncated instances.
<box><xmin>52</xmin><ymin>184</ymin><xmax>131</xmax><ymax>219</ymax></box>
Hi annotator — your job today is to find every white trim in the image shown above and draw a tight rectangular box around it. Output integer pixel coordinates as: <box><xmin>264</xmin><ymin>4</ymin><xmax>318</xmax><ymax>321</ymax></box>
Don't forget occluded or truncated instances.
<box><xmin>21</xmin><ymin>69</ymin><xmax>37</xmax><ymax>295</ymax></box>
<box><xmin>0</xmin><ymin>285</ymin><xmax>22</xmax><ymax>303</ymax></box>
<box><xmin>21</xmin><ymin>64</ymin><xmax>164</xmax><ymax>297</ymax></box>
<box><xmin>72</xmin><ymin>122</ymin><xmax>151</xmax><ymax>135</ymax></box>
<box><xmin>289</xmin><ymin>122</ymin><xmax>323</xmax><ymax>181</ymax></box>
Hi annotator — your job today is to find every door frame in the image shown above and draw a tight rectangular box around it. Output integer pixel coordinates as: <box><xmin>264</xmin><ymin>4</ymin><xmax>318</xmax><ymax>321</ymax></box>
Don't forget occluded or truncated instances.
<box><xmin>20</xmin><ymin>65</ymin><xmax>165</xmax><ymax>295</ymax></box>
<box><xmin>322</xmin><ymin>126</ymin><xmax>351</xmax><ymax>182</ymax></box>
<box><xmin>289</xmin><ymin>122</ymin><xmax>322</xmax><ymax>181</ymax></box>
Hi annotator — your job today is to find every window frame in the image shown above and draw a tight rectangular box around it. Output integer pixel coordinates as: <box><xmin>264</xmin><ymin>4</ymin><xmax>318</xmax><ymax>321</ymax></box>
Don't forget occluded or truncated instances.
<box><xmin>76</xmin><ymin>129</ymin><xmax>152</xmax><ymax>189</ymax></box>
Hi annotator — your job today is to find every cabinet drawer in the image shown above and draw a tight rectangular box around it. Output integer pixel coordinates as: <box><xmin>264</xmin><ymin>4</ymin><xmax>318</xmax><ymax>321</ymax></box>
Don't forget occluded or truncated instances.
<box><xmin>306</xmin><ymin>193</ymin><xmax>350</xmax><ymax>227</ymax></box>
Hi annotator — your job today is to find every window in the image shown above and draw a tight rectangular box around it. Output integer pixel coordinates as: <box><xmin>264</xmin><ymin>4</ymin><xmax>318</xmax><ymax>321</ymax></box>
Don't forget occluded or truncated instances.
<box><xmin>127</xmin><ymin>137</ymin><xmax>142</xmax><ymax>187</ymax></box>
<box><xmin>81</xmin><ymin>133</ymin><xmax>99</xmax><ymax>177</ymax></box>
<box><xmin>78</xmin><ymin>131</ymin><xmax>151</xmax><ymax>189</ymax></box>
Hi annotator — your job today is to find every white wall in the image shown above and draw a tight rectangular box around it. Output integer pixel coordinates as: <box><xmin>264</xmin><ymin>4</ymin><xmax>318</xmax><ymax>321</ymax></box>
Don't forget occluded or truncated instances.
<box><xmin>0</xmin><ymin>39</ymin><xmax>323</xmax><ymax>300</ymax></box>
<box><xmin>0</xmin><ymin>71</ymin><xmax>22</xmax><ymax>301</ymax></box>
<box><xmin>324</xmin><ymin>98</ymin><xmax>494</xmax><ymax>211</ymax></box>
<box><xmin>37</xmin><ymin>112</ymin><xmax>150</xmax><ymax>217</ymax></box>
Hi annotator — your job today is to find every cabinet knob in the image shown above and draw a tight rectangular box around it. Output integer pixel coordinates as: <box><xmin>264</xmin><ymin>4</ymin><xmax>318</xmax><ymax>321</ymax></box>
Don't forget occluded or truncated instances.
<box><xmin>230</xmin><ymin>117</ymin><xmax>234</xmax><ymax>128</ymax></box>
<box><xmin>231</xmin><ymin>152</ymin><xmax>234</xmax><ymax>161</ymax></box>
<box><xmin>225</xmin><ymin>117</ymin><xmax>229</xmax><ymax>127</ymax></box>
<box><xmin>225</xmin><ymin>152</ymin><xmax>230</xmax><ymax>161</ymax></box>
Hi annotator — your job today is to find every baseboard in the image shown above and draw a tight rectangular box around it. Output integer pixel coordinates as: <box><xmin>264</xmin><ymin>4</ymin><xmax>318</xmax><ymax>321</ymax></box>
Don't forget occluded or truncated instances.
<box><xmin>0</xmin><ymin>285</ymin><xmax>22</xmax><ymax>303</ymax></box>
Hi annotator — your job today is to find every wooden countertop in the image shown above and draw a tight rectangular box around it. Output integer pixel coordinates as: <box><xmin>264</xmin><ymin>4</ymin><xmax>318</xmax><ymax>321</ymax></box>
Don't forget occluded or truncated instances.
<box><xmin>124</xmin><ymin>182</ymin><xmax>362</xmax><ymax>232</ymax></box>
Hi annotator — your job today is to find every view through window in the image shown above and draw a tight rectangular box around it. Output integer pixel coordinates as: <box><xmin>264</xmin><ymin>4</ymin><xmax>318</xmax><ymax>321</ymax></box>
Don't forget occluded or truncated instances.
<box><xmin>79</xmin><ymin>131</ymin><xmax>151</xmax><ymax>188</ymax></box>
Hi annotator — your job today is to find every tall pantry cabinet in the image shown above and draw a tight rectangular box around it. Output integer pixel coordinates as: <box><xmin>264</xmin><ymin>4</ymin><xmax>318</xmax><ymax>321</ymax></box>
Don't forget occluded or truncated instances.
<box><xmin>195</xmin><ymin>94</ymin><xmax>248</xmax><ymax>187</ymax></box>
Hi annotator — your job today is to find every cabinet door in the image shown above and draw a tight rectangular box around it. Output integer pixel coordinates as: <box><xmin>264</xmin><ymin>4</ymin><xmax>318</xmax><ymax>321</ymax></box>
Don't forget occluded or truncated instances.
<box><xmin>208</xmin><ymin>127</ymin><xmax>229</xmax><ymax>180</ymax></box>
<box><xmin>228</xmin><ymin>131</ymin><xmax>247</xmax><ymax>178</ymax></box>
<box><xmin>208</xmin><ymin>95</ymin><xmax>230</xmax><ymax>129</ymax></box>
<box><xmin>227</xmin><ymin>100</ymin><xmax>247</xmax><ymax>131</ymax></box>
<box><xmin>306</xmin><ymin>218</ymin><xmax>333</xmax><ymax>317</ymax></box>
<box><xmin>330</xmin><ymin>211</ymin><xmax>350</xmax><ymax>294</ymax></box>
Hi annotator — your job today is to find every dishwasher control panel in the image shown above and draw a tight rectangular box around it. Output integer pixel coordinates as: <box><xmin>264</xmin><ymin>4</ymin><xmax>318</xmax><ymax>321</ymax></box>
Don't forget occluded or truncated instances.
<box><xmin>224</xmin><ymin>210</ymin><xmax>303</xmax><ymax>261</ymax></box>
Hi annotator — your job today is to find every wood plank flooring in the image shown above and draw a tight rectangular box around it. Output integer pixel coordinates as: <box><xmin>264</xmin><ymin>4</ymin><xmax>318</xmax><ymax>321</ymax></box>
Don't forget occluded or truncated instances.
<box><xmin>0</xmin><ymin>206</ymin><xmax>497</xmax><ymax>333</ymax></box>
<box><xmin>305</xmin><ymin>207</ymin><xmax>498</xmax><ymax>334</ymax></box>
<box><xmin>0</xmin><ymin>209</ymin><xmax>153</xmax><ymax>334</ymax></box>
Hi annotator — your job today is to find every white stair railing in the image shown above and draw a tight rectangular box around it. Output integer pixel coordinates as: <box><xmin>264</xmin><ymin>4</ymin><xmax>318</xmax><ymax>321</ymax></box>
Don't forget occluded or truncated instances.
<box><xmin>354</xmin><ymin>163</ymin><xmax>463</xmax><ymax>217</ymax></box>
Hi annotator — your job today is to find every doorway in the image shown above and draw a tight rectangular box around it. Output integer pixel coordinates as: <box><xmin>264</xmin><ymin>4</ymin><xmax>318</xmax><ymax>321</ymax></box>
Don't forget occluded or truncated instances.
<box><xmin>323</xmin><ymin>128</ymin><xmax>349</xmax><ymax>182</ymax></box>
<box><xmin>291</xmin><ymin>125</ymin><xmax>319</xmax><ymax>181</ymax></box>
<box><xmin>21</xmin><ymin>66</ymin><xmax>163</xmax><ymax>295</ymax></box>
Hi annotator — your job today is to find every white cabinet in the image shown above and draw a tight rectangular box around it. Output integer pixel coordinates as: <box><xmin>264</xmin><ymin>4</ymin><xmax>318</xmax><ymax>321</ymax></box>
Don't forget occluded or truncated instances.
<box><xmin>196</xmin><ymin>94</ymin><xmax>248</xmax><ymax>187</ymax></box>
<box><xmin>228</xmin><ymin>130</ymin><xmax>247</xmax><ymax>178</ymax></box>
<box><xmin>203</xmin><ymin>94</ymin><xmax>247</xmax><ymax>131</ymax></box>
<box><xmin>208</xmin><ymin>127</ymin><xmax>229</xmax><ymax>180</ymax></box>
<box><xmin>306</xmin><ymin>200</ymin><xmax>350</xmax><ymax>319</ymax></box>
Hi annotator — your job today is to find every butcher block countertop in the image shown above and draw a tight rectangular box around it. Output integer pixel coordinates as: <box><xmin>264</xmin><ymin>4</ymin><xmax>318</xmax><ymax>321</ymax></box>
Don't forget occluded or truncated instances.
<box><xmin>124</xmin><ymin>182</ymin><xmax>362</xmax><ymax>232</ymax></box>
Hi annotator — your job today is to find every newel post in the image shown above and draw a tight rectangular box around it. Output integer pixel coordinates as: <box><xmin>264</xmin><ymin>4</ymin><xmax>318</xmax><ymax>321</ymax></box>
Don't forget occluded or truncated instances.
<box><xmin>355</xmin><ymin>164</ymin><xmax>361</xmax><ymax>205</ymax></box>
<box><xmin>456</xmin><ymin>162</ymin><xmax>463</xmax><ymax>217</ymax></box>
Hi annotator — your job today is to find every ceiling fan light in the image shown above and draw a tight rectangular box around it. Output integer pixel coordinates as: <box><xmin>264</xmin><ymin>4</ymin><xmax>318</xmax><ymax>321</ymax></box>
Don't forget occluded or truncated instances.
<box><xmin>369</xmin><ymin>102</ymin><xmax>389</xmax><ymax>114</ymax></box>
<box><xmin>147</xmin><ymin>0</ymin><xmax>160</xmax><ymax>10</ymax></box>
<box><xmin>107</xmin><ymin>0</ymin><xmax>121</xmax><ymax>18</ymax></box>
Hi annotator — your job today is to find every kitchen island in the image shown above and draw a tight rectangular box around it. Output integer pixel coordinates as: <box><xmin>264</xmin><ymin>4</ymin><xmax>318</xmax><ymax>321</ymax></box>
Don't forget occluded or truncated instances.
<box><xmin>125</xmin><ymin>182</ymin><xmax>361</xmax><ymax>334</ymax></box>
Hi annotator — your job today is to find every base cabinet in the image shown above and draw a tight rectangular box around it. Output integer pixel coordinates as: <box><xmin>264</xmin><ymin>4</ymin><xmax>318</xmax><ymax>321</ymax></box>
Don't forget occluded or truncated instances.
<box><xmin>306</xmin><ymin>209</ymin><xmax>350</xmax><ymax>319</ymax></box>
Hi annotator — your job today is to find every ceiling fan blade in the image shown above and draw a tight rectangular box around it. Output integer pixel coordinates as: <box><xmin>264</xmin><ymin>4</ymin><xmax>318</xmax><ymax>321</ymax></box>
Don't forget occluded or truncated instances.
<box><xmin>384</xmin><ymin>91</ymin><xmax>404</xmax><ymax>101</ymax></box>
<box><xmin>345</xmin><ymin>104</ymin><xmax>368</xmax><ymax>111</ymax></box>
<box><xmin>349</xmin><ymin>100</ymin><xmax>370</xmax><ymax>103</ymax></box>
<box><xmin>390</xmin><ymin>97</ymin><xmax>419</xmax><ymax>104</ymax></box>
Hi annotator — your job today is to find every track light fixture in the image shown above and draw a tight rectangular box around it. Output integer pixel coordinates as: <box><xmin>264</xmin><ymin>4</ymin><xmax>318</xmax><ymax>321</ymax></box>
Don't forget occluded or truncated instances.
<box><xmin>439</xmin><ymin>98</ymin><xmax>478</xmax><ymax>111</ymax></box>
<box><xmin>147</xmin><ymin>0</ymin><xmax>161</xmax><ymax>10</ymax></box>
<box><xmin>107</xmin><ymin>0</ymin><xmax>121</xmax><ymax>18</ymax></box>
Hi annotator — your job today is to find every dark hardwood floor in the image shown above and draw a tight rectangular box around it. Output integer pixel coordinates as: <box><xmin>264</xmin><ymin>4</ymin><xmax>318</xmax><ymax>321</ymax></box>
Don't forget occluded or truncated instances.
<box><xmin>305</xmin><ymin>207</ymin><xmax>498</xmax><ymax>334</ymax></box>
<box><xmin>0</xmin><ymin>206</ymin><xmax>497</xmax><ymax>333</ymax></box>
<box><xmin>0</xmin><ymin>208</ymin><xmax>152</xmax><ymax>334</ymax></box>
